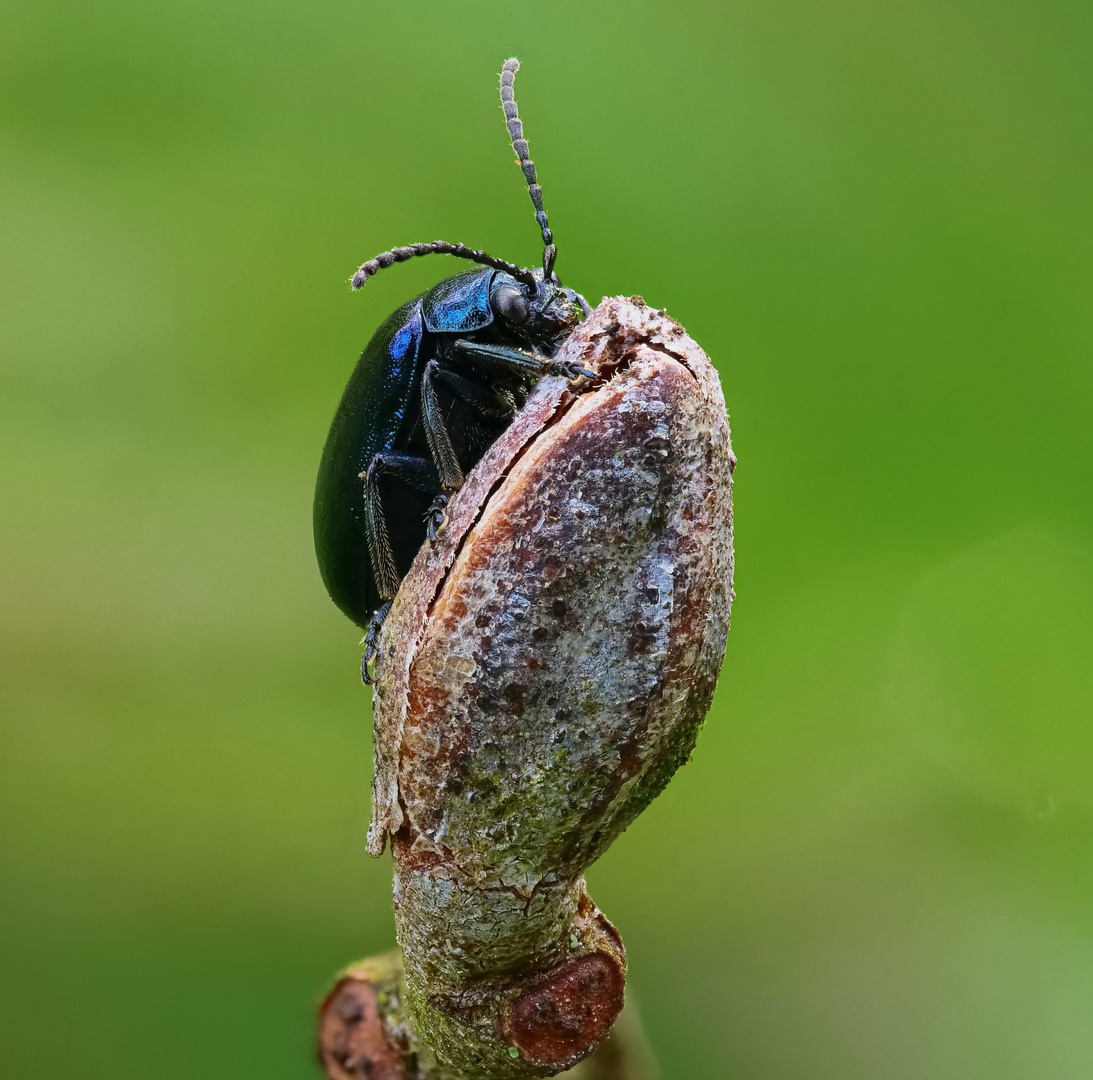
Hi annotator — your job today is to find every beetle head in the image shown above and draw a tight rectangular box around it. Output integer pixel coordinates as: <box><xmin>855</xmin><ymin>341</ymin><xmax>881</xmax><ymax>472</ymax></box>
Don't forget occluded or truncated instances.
<box><xmin>492</xmin><ymin>269</ymin><xmax>589</xmax><ymax>346</ymax></box>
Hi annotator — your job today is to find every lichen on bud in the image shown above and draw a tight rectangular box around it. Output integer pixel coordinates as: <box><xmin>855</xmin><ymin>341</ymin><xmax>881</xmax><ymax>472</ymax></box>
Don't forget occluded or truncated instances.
<box><xmin>321</xmin><ymin>297</ymin><xmax>735</xmax><ymax>1080</ymax></box>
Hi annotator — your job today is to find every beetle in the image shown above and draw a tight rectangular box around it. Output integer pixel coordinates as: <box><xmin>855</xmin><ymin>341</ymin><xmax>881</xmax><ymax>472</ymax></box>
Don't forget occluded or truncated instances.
<box><xmin>313</xmin><ymin>58</ymin><xmax>592</xmax><ymax>681</ymax></box>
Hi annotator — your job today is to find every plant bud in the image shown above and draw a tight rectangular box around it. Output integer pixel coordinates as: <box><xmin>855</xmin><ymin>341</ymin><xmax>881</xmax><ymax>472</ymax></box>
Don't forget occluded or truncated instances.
<box><xmin>336</xmin><ymin>296</ymin><xmax>734</xmax><ymax>1079</ymax></box>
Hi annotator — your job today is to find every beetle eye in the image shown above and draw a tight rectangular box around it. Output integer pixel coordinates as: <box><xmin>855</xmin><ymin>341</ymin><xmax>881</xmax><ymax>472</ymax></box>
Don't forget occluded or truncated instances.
<box><xmin>495</xmin><ymin>286</ymin><xmax>530</xmax><ymax>325</ymax></box>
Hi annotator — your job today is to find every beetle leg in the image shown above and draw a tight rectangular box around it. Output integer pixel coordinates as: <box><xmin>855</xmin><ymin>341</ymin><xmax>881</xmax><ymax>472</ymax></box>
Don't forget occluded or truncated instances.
<box><xmin>362</xmin><ymin>451</ymin><xmax>442</xmax><ymax>603</ymax></box>
<box><xmin>452</xmin><ymin>339</ymin><xmax>540</xmax><ymax>376</ymax></box>
<box><xmin>452</xmin><ymin>339</ymin><xmax>595</xmax><ymax>382</ymax></box>
<box><xmin>422</xmin><ymin>365</ymin><xmax>522</xmax><ymax>543</ymax></box>
<box><xmin>360</xmin><ymin>600</ymin><xmax>393</xmax><ymax>685</ymax></box>
<box><xmin>432</xmin><ymin>364</ymin><xmax>518</xmax><ymax>423</ymax></box>
<box><xmin>421</xmin><ymin>360</ymin><xmax>467</xmax><ymax>492</ymax></box>
<box><xmin>425</xmin><ymin>494</ymin><xmax>449</xmax><ymax>542</ymax></box>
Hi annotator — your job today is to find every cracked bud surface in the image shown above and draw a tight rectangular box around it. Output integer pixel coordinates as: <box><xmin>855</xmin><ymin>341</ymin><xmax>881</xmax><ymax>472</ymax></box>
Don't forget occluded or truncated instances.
<box><xmin>334</xmin><ymin>297</ymin><xmax>734</xmax><ymax>1080</ymax></box>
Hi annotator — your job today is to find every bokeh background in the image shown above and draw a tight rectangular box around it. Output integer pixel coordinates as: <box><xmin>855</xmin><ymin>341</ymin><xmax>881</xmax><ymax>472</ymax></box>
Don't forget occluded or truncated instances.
<box><xmin>3</xmin><ymin>1</ymin><xmax>1092</xmax><ymax>1077</ymax></box>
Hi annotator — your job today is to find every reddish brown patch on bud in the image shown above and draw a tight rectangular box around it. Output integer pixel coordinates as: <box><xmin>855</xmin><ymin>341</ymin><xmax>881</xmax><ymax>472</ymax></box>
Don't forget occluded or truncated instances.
<box><xmin>318</xmin><ymin>977</ymin><xmax>403</xmax><ymax>1080</ymax></box>
<box><xmin>505</xmin><ymin>953</ymin><xmax>625</xmax><ymax>1070</ymax></box>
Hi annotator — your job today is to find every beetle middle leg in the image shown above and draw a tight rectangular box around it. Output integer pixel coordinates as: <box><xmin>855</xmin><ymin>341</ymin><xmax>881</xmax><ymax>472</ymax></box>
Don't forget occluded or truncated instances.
<box><xmin>430</xmin><ymin>363</ymin><xmax>520</xmax><ymax>424</ymax></box>
<box><xmin>420</xmin><ymin>360</ymin><xmax>518</xmax><ymax>541</ymax></box>
<box><xmin>421</xmin><ymin>361</ymin><xmax>467</xmax><ymax>495</ymax></box>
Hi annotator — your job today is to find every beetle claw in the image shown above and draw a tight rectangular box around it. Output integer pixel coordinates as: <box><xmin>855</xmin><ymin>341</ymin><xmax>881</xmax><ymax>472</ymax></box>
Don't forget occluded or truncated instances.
<box><xmin>547</xmin><ymin>359</ymin><xmax>596</xmax><ymax>383</ymax></box>
<box><xmin>426</xmin><ymin>495</ymin><xmax>450</xmax><ymax>543</ymax></box>
<box><xmin>361</xmin><ymin>601</ymin><xmax>393</xmax><ymax>685</ymax></box>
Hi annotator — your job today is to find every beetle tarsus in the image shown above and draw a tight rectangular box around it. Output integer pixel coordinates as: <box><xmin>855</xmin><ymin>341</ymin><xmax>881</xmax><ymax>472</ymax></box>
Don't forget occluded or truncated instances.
<box><xmin>426</xmin><ymin>495</ymin><xmax>450</xmax><ymax>542</ymax></box>
<box><xmin>548</xmin><ymin>359</ymin><xmax>597</xmax><ymax>382</ymax></box>
<box><xmin>361</xmin><ymin>601</ymin><xmax>393</xmax><ymax>685</ymax></box>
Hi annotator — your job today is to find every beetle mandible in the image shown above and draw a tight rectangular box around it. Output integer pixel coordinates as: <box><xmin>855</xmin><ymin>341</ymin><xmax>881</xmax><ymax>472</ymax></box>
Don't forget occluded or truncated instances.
<box><xmin>313</xmin><ymin>59</ymin><xmax>592</xmax><ymax>682</ymax></box>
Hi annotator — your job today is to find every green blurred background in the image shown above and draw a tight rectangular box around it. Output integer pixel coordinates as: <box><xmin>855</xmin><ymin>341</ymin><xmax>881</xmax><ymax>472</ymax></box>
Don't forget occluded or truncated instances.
<box><xmin>3</xmin><ymin>1</ymin><xmax>1092</xmax><ymax>1076</ymax></box>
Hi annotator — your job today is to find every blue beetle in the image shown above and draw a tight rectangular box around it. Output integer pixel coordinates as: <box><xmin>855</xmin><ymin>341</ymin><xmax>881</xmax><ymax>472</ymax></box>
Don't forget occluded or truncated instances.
<box><xmin>313</xmin><ymin>59</ymin><xmax>592</xmax><ymax>680</ymax></box>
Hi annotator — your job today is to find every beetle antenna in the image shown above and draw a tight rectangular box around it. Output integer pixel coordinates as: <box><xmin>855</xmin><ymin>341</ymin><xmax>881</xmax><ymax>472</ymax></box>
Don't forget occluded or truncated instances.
<box><xmin>500</xmin><ymin>58</ymin><xmax>556</xmax><ymax>281</ymax></box>
<box><xmin>351</xmin><ymin>241</ymin><xmax>537</xmax><ymax>290</ymax></box>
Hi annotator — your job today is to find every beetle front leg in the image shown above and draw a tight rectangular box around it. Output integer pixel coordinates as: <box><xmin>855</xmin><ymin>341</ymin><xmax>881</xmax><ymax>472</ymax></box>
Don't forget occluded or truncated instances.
<box><xmin>452</xmin><ymin>339</ymin><xmax>595</xmax><ymax>382</ymax></box>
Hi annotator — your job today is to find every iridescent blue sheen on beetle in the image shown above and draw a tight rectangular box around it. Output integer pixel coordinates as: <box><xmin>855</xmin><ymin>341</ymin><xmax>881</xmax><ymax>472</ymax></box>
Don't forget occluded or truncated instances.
<box><xmin>425</xmin><ymin>273</ymin><xmax>494</xmax><ymax>333</ymax></box>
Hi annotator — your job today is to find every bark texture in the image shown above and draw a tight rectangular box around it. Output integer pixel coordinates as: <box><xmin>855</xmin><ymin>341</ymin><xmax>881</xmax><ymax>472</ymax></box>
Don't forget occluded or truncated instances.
<box><xmin>320</xmin><ymin>297</ymin><xmax>735</xmax><ymax>1080</ymax></box>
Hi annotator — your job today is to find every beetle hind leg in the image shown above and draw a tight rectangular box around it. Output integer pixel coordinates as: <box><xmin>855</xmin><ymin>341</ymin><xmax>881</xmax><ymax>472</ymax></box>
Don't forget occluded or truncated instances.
<box><xmin>360</xmin><ymin>451</ymin><xmax>444</xmax><ymax>684</ymax></box>
<box><xmin>360</xmin><ymin>601</ymin><xmax>393</xmax><ymax>685</ymax></box>
<box><xmin>362</xmin><ymin>449</ymin><xmax>441</xmax><ymax>594</ymax></box>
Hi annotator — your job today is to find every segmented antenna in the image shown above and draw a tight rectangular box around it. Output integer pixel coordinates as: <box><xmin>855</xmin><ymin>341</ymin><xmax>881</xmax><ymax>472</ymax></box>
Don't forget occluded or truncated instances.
<box><xmin>500</xmin><ymin>58</ymin><xmax>556</xmax><ymax>279</ymax></box>
<box><xmin>351</xmin><ymin>241</ymin><xmax>536</xmax><ymax>290</ymax></box>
